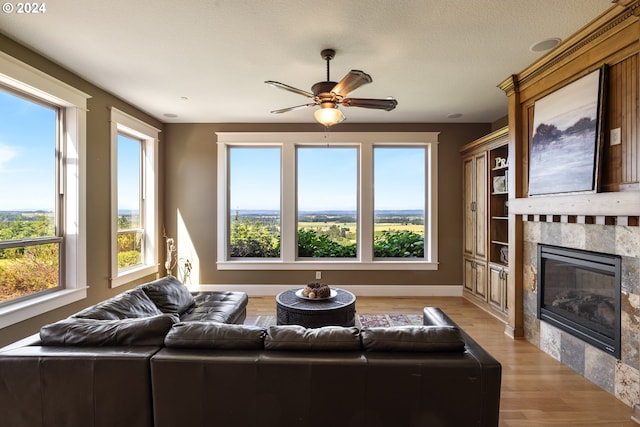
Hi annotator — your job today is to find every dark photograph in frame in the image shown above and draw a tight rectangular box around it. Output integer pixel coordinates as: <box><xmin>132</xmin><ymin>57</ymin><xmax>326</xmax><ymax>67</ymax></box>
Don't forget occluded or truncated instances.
<box><xmin>528</xmin><ymin>66</ymin><xmax>605</xmax><ymax>196</ymax></box>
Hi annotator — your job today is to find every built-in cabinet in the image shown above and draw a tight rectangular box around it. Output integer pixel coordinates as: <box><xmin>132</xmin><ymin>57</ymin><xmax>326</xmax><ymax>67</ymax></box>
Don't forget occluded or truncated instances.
<box><xmin>461</xmin><ymin>127</ymin><xmax>509</xmax><ymax>321</ymax></box>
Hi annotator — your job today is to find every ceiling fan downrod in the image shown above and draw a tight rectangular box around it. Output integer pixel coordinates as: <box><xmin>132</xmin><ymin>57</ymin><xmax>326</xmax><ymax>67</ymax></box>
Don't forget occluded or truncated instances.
<box><xmin>321</xmin><ymin>49</ymin><xmax>335</xmax><ymax>82</ymax></box>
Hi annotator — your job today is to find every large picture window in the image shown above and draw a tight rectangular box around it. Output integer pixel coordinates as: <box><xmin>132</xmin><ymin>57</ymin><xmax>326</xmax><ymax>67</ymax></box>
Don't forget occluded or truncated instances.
<box><xmin>217</xmin><ymin>132</ymin><xmax>438</xmax><ymax>270</ymax></box>
<box><xmin>0</xmin><ymin>51</ymin><xmax>88</xmax><ymax>328</ymax></box>
<box><xmin>110</xmin><ymin>108</ymin><xmax>159</xmax><ymax>287</ymax></box>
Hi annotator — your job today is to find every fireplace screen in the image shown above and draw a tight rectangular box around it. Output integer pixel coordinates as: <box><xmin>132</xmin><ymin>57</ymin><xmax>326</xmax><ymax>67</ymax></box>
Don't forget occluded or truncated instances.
<box><xmin>538</xmin><ymin>244</ymin><xmax>621</xmax><ymax>358</ymax></box>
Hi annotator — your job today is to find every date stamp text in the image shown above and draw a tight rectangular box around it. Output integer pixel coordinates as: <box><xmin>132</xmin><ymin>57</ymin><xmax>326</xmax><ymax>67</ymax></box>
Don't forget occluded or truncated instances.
<box><xmin>2</xmin><ymin>2</ymin><xmax>47</xmax><ymax>14</ymax></box>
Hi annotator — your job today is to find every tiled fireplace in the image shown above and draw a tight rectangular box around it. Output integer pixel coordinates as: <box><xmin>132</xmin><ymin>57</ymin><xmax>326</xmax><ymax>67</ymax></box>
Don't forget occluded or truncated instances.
<box><xmin>522</xmin><ymin>219</ymin><xmax>640</xmax><ymax>406</ymax></box>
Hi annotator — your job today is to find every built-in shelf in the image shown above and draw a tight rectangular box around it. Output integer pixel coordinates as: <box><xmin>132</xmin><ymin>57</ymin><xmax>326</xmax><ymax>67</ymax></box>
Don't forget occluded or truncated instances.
<box><xmin>491</xmin><ymin>240</ymin><xmax>508</xmax><ymax>246</ymax></box>
<box><xmin>492</xmin><ymin>216</ymin><xmax>508</xmax><ymax>220</ymax></box>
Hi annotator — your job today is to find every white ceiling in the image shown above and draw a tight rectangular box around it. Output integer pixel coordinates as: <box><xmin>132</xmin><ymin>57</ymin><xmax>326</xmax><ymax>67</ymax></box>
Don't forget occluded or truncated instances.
<box><xmin>0</xmin><ymin>0</ymin><xmax>614</xmax><ymax>124</ymax></box>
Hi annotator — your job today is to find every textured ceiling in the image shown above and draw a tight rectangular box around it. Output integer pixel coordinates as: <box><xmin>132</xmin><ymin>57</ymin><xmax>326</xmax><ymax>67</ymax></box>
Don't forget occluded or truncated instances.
<box><xmin>0</xmin><ymin>0</ymin><xmax>614</xmax><ymax>124</ymax></box>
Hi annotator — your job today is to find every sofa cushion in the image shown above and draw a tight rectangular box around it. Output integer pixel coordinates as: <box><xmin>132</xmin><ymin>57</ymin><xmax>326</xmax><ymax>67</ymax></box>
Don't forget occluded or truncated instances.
<box><xmin>40</xmin><ymin>314</ymin><xmax>179</xmax><ymax>346</ymax></box>
<box><xmin>180</xmin><ymin>291</ymin><xmax>249</xmax><ymax>323</ymax></box>
<box><xmin>140</xmin><ymin>276</ymin><xmax>195</xmax><ymax>314</ymax></box>
<box><xmin>360</xmin><ymin>325</ymin><xmax>465</xmax><ymax>352</ymax></box>
<box><xmin>164</xmin><ymin>322</ymin><xmax>266</xmax><ymax>349</ymax></box>
<box><xmin>264</xmin><ymin>325</ymin><xmax>361</xmax><ymax>351</ymax></box>
<box><xmin>72</xmin><ymin>287</ymin><xmax>164</xmax><ymax>320</ymax></box>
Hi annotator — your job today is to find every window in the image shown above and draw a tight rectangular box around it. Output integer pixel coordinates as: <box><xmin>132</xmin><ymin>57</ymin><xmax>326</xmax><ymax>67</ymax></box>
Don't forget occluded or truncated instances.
<box><xmin>373</xmin><ymin>147</ymin><xmax>425</xmax><ymax>258</ymax></box>
<box><xmin>217</xmin><ymin>132</ymin><xmax>438</xmax><ymax>270</ymax></box>
<box><xmin>0</xmin><ymin>51</ymin><xmax>88</xmax><ymax>328</ymax></box>
<box><xmin>297</xmin><ymin>146</ymin><xmax>358</xmax><ymax>258</ymax></box>
<box><xmin>110</xmin><ymin>108</ymin><xmax>159</xmax><ymax>287</ymax></box>
<box><xmin>228</xmin><ymin>146</ymin><xmax>281</xmax><ymax>257</ymax></box>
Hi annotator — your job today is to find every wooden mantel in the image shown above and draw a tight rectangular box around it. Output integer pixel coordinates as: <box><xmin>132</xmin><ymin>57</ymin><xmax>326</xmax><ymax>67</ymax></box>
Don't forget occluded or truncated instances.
<box><xmin>509</xmin><ymin>192</ymin><xmax>640</xmax><ymax>217</ymax></box>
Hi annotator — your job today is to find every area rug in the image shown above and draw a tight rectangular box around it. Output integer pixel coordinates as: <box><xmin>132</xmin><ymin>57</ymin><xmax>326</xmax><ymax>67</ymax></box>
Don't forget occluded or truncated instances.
<box><xmin>251</xmin><ymin>313</ymin><xmax>423</xmax><ymax>328</ymax></box>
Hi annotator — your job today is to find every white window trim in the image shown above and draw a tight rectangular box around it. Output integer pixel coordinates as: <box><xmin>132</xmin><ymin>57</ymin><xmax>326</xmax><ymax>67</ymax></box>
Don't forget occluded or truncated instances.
<box><xmin>110</xmin><ymin>108</ymin><xmax>160</xmax><ymax>287</ymax></box>
<box><xmin>0</xmin><ymin>51</ymin><xmax>89</xmax><ymax>328</ymax></box>
<box><xmin>216</xmin><ymin>132</ymin><xmax>439</xmax><ymax>270</ymax></box>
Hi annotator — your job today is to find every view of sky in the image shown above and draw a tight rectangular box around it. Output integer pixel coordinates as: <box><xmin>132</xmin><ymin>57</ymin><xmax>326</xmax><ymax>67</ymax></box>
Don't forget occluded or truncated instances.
<box><xmin>229</xmin><ymin>146</ymin><xmax>425</xmax><ymax>213</ymax></box>
<box><xmin>0</xmin><ymin>88</ymin><xmax>142</xmax><ymax>213</ymax></box>
<box><xmin>117</xmin><ymin>134</ymin><xmax>141</xmax><ymax>211</ymax></box>
<box><xmin>0</xmin><ymin>90</ymin><xmax>56</xmax><ymax>211</ymax></box>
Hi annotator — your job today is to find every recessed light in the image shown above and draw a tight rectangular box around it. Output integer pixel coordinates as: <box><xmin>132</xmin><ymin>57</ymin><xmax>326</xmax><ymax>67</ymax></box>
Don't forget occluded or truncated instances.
<box><xmin>163</xmin><ymin>113</ymin><xmax>178</xmax><ymax>118</ymax></box>
<box><xmin>447</xmin><ymin>113</ymin><xmax>463</xmax><ymax>119</ymax></box>
<box><xmin>529</xmin><ymin>37</ymin><xmax>562</xmax><ymax>52</ymax></box>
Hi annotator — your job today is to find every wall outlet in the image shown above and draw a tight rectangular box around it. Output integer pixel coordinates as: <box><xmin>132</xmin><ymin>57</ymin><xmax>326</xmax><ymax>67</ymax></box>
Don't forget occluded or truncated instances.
<box><xmin>315</xmin><ymin>271</ymin><xmax>322</xmax><ymax>280</ymax></box>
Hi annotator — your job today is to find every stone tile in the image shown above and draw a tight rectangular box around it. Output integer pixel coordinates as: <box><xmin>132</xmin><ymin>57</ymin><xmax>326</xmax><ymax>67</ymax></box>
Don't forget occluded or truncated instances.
<box><xmin>540</xmin><ymin>222</ymin><xmax>562</xmax><ymax>246</ymax></box>
<box><xmin>621</xmin><ymin>292</ymin><xmax>640</xmax><ymax>369</ymax></box>
<box><xmin>562</xmin><ymin>223</ymin><xmax>586</xmax><ymax>249</ymax></box>
<box><xmin>522</xmin><ymin>241</ymin><xmax>538</xmax><ymax>293</ymax></box>
<box><xmin>523</xmin><ymin>290</ymin><xmax>540</xmax><ymax>345</ymax></box>
<box><xmin>615</xmin><ymin>361</ymin><xmax>640</xmax><ymax>407</ymax></box>
<box><xmin>540</xmin><ymin>321</ymin><xmax>561</xmax><ymax>361</ymax></box>
<box><xmin>622</xmin><ymin>256</ymin><xmax>640</xmax><ymax>295</ymax></box>
<box><xmin>585</xmin><ymin>224</ymin><xmax>615</xmax><ymax>253</ymax></box>
<box><xmin>524</xmin><ymin>221</ymin><xmax>540</xmax><ymax>243</ymax></box>
<box><xmin>585</xmin><ymin>345</ymin><xmax>615</xmax><ymax>395</ymax></box>
<box><xmin>615</xmin><ymin>226</ymin><xmax>640</xmax><ymax>258</ymax></box>
<box><xmin>561</xmin><ymin>332</ymin><xmax>586</xmax><ymax>375</ymax></box>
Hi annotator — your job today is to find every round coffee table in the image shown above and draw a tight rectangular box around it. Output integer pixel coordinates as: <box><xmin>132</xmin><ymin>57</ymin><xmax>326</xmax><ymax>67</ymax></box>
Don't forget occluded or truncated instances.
<box><xmin>276</xmin><ymin>288</ymin><xmax>356</xmax><ymax>328</ymax></box>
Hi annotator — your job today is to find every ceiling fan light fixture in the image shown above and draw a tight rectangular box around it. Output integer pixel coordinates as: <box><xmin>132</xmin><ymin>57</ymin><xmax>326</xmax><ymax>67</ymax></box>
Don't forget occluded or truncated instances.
<box><xmin>314</xmin><ymin>105</ymin><xmax>345</xmax><ymax>126</ymax></box>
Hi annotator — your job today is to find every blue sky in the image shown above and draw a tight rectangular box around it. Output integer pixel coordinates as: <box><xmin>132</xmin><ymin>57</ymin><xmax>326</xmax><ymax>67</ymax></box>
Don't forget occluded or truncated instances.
<box><xmin>0</xmin><ymin>90</ymin><xmax>56</xmax><ymax>211</ymax></box>
<box><xmin>0</xmin><ymin>89</ymin><xmax>142</xmax><ymax>212</ymax></box>
<box><xmin>229</xmin><ymin>146</ymin><xmax>425</xmax><ymax>212</ymax></box>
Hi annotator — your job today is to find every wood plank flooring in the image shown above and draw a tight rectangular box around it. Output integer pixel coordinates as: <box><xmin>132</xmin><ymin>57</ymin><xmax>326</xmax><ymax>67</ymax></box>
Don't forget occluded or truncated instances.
<box><xmin>245</xmin><ymin>295</ymin><xmax>635</xmax><ymax>426</ymax></box>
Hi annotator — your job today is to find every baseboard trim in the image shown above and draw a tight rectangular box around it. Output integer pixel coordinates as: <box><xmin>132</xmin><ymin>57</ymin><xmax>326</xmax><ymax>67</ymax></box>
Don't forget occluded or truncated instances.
<box><xmin>189</xmin><ymin>284</ymin><xmax>463</xmax><ymax>297</ymax></box>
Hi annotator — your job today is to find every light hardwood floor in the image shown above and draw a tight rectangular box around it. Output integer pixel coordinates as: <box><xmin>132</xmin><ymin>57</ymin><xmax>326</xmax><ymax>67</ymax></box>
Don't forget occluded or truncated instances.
<box><xmin>245</xmin><ymin>295</ymin><xmax>635</xmax><ymax>427</ymax></box>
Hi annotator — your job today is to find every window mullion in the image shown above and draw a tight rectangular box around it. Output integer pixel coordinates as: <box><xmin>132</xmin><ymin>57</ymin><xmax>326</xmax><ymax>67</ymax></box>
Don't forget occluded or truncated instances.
<box><xmin>360</xmin><ymin>143</ymin><xmax>373</xmax><ymax>262</ymax></box>
<box><xmin>281</xmin><ymin>143</ymin><xmax>296</xmax><ymax>262</ymax></box>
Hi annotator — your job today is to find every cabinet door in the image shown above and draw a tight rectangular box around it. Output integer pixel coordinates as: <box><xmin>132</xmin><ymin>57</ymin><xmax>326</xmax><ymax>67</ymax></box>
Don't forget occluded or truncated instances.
<box><xmin>488</xmin><ymin>264</ymin><xmax>504</xmax><ymax>310</ymax></box>
<box><xmin>463</xmin><ymin>257</ymin><xmax>475</xmax><ymax>292</ymax></box>
<box><xmin>463</xmin><ymin>157</ymin><xmax>475</xmax><ymax>257</ymax></box>
<box><xmin>474</xmin><ymin>260</ymin><xmax>487</xmax><ymax>299</ymax></box>
<box><xmin>474</xmin><ymin>153</ymin><xmax>487</xmax><ymax>259</ymax></box>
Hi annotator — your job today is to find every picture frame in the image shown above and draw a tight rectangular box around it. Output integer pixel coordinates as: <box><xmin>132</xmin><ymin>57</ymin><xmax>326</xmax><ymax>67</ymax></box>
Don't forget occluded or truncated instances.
<box><xmin>528</xmin><ymin>66</ymin><xmax>606</xmax><ymax>196</ymax></box>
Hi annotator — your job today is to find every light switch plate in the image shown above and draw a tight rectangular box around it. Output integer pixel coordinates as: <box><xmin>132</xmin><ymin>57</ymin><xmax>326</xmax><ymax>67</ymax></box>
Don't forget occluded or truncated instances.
<box><xmin>610</xmin><ymin>128</ymin><xmax>621</xmax><ymax>146</ymax></box>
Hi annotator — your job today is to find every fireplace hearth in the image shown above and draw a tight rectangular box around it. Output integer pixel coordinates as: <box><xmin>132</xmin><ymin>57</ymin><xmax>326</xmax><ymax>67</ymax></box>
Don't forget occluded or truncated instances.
<box><xmin>537</xmin><ymin>244</ymin><xmax>621</xmax><ymax>358</ymax></box>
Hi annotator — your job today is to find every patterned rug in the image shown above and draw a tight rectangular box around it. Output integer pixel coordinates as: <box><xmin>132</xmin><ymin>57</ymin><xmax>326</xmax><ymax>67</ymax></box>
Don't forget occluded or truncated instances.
<box><xmin>251</xmin><ymin>313</ymin><xmax>423</xmax><ymax>328</ymax></box>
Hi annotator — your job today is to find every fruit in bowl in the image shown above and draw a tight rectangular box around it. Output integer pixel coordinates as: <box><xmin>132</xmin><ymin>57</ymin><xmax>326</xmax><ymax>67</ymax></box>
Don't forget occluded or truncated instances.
<box><xmin>301</xmin><ymin>281</ymin><xmax>331</xmax><ymax>299</ymax></box>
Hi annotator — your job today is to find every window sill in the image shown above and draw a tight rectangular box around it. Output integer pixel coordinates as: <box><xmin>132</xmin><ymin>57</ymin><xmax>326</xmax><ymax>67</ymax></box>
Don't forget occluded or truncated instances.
<box><xmin>216</xmin><ymin>260</ymin><xmax>439</xmax><ymax>271</ymax></box>
<box><xmin>111</xmin><ymin>265</ymin><xmax>158</xmax><ymax>288</ymax></box>
<box><xmin>0</xmin><ymin>287</ymin><xmax>88</xmax><ymax>329</ymax></box>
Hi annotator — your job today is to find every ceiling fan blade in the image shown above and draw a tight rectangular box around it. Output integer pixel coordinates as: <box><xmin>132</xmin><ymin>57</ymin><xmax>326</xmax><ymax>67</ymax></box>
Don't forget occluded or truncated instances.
<box><xmin>341</xmin><ymin>97</ymin><xmax>398</xmax><ymax>111</ymax></box>
<box><xmin>270</xmin><ymin>103</ymin><xmax>317</xmax><ymax>114</ymax></box>
<box><xmin>331</xmin><ymin>70</ymin><xmax>372</xmax><ymax>97</ymax></box>
<box><xmin>265</xmin><ymin>81</ymin><xmax>314</xmax><ymax>98</ymax></box>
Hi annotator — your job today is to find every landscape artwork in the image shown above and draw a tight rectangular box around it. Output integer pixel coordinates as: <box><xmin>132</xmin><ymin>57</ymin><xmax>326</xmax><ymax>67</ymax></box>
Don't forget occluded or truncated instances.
<box><xmin>528</xmin><ymin>67</ymin><xmax>604</xmax><ymax>195</ymax></box>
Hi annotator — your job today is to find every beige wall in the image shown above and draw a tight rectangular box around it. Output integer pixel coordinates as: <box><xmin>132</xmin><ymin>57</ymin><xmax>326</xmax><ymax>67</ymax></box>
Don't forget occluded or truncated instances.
<box><xmin>163</xmin><ymin>122</ymin><xmax>491</xmax><ymax>288</ymax></box>
<box><xmin>0</xmin><ymin>35</ymin><xmax>164</xmax><ymax>346</ymax></box>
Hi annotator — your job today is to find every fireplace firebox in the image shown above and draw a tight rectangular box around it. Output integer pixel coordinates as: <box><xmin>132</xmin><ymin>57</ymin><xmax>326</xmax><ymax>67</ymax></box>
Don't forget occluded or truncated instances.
<box><xmin>537</xmin><ymin>244</ymin><xmax>621</xmax><ymax>358</ymax></box>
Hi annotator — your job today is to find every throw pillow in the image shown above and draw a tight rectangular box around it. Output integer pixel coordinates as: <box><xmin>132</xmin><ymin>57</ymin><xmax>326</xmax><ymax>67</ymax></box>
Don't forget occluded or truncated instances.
<box><xmin>40</xmin><ymin>314</ymin><xmax>178</xmax><ymax>346</ymax></box>
<box><xmin>140</xmin><ymin>275</ymin><xmax>196</xmax><ymax>314</ymax></box>
<box><xmin>264</xmin><ymin>325</ymin><xmax>361</xmax><ymax>351</ymax></box>
<box><xmin>360</xmin><ymin>325</ymin><xmax>465</xmax><ymax>352</ymax></box>
<box><xmin>164</xmin><ymin>322</ymin><xmax>266</xmax><ymax>349</ymax></box>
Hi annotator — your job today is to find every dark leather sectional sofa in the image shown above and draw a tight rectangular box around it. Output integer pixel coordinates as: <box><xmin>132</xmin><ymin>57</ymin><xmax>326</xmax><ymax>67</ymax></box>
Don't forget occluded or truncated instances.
<box><xmin>0</xmin><ymin>277</ymin><xmax>501</xmax><ymax>427</ymax></box>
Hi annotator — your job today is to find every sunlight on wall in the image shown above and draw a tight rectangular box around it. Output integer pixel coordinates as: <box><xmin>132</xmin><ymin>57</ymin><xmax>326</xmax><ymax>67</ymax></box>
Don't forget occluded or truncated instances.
<box><xmin>177</xmin><ymin>209</ymin><xmax>199</xmax><ymax>288</ymax></box>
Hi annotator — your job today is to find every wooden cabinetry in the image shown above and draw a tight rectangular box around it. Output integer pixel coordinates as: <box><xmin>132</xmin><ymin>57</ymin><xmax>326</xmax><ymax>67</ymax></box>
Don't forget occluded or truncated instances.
<box><xmin>461</xmin><ymin>127</ymin><xmax>509</xmax><ymax>321</ymax></box>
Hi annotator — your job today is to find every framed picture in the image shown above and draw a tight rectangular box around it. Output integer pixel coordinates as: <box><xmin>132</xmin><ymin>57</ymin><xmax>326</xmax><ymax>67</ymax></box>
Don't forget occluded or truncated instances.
<box><xmin>528</xmin><ymin>66</ymin><xmax>606</xmax><ymax>196</ymax></box>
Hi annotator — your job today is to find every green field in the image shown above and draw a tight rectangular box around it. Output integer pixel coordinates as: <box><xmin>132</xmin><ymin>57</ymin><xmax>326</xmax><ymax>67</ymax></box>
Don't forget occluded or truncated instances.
<box><xmin>298</xmin><ymin>222</ymin><xmax>424</xmax><ymax>245</ymax></box>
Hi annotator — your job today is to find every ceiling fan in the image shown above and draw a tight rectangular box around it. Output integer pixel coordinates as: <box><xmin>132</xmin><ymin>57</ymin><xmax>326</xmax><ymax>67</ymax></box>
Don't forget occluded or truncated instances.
<box><xmin>265</xmin><ymin>49</ymin><xmax>398</xmax><ymax>126</ymax></box>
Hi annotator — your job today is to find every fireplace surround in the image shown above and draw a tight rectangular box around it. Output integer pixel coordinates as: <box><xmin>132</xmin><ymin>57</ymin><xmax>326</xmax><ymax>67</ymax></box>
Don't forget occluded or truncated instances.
<box><xmin>538</xmin><ymin>244</ymin><xmax>621</xmax><ymax>359</ymax></box>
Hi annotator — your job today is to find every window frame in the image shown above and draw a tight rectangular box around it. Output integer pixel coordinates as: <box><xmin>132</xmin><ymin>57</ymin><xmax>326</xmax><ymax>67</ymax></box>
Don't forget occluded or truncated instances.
<box><xmin>0</xmin><ymin>51</ymin><xmax>89</xmax><ymax>328</ymax></box>
<box><xmin>216</xmin><ymin>132</ymin><xmax>439</xmax><ymax>270</ymax></box>
<box><xmin>110</xmin><ymin>108</ymin><xmax>160</xmax><ymax>287</ymax></box>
